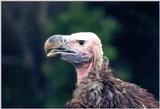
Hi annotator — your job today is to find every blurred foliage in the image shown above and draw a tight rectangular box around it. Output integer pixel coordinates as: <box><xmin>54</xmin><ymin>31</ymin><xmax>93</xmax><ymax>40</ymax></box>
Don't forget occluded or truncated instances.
<box><xmin>42</xmin><ymin>60</ymin><xmax>76</xmax><ymax>107</ymax></box>
<box><xmin>48</xmin><ymin>3</ymin><xmax>121</xmax><ymax>61</ymax></box>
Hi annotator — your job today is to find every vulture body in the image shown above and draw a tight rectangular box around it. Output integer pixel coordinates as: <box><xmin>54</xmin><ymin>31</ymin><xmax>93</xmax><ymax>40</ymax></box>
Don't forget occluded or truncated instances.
<box><xmin>65</xmin><ymin>58</ymin><xmax>159</xmax><ymax>108</ymax></box>
<box><xmin>44</xmin><ymin>32</ymin><xmax>159</xmax><ymax>108</ymax></box>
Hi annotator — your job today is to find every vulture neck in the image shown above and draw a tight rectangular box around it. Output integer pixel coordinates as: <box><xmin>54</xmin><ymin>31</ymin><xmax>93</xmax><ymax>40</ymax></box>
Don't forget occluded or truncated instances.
<box><xmin>75</xmin><ymin>56</ymin><xmax>104</xmax><ymax>86</ymax></box>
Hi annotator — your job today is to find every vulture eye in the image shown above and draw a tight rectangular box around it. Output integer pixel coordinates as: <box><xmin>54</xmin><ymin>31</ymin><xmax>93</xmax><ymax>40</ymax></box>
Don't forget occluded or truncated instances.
<box><xmin>78</xmin><ymin>40</ymin><xmax>85</xmax><ymax>45</ymax></box>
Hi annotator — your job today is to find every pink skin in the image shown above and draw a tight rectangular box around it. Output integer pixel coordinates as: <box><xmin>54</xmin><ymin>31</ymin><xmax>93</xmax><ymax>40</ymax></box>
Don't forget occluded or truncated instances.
<box><xmin>64</xmin><ymin>32</ymin><xmax>104</xmax><ymax>85</ymax></box>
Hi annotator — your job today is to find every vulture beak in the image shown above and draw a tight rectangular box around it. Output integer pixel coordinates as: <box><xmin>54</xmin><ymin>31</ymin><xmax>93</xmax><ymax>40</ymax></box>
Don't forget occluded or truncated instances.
<box><xmin>44</xmin><ymin>35</ymin><xmax>75</xmax><ymax>58</ymax></box>
<box><xmin>44</xmin><ymin>34</ymin><xmax>91</xmax><ymax>64</ymax></box>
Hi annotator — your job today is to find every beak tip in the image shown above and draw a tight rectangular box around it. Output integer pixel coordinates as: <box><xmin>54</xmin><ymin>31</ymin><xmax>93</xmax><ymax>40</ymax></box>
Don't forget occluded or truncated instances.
<box><xmin>47</xmin><ymin>54</ymin><xmax>50</xmax><ymax>57</ymax></box>
<box><xmin>44</xmin><ymin>40</ymin><xmax>48</xmax><ymax>53</ymax></box>
<box><xmin>44</xmin><ymin>35</ymin><xmax>64</xmax><ymax>57</ymax></box>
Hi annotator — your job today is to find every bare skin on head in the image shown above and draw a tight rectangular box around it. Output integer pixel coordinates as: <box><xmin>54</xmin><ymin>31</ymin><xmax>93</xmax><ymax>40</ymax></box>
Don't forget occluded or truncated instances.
<box><xmin>44</xmin><ymin>32</ymin><xmax>103</xmax><ymax>85</ymax></box>
<box><xmin>44</xmin><ymin>32</ymin><xmax>159</xmax><ymax>108</ymax></box>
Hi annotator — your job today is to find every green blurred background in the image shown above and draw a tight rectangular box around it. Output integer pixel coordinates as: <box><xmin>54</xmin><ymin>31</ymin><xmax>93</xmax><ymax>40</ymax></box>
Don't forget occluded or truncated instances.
<box><xmin>2</xmin><ymin>2</ymin><xmax>159</xmax><ymax>108</ymax></box>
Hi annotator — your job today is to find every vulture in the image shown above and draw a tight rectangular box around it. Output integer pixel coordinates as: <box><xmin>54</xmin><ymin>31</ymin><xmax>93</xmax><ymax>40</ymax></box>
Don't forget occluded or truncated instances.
<box><xmin>44</xmin><ymin>32</ymin><xmax>159</xmax><ymax>108</ymax></box>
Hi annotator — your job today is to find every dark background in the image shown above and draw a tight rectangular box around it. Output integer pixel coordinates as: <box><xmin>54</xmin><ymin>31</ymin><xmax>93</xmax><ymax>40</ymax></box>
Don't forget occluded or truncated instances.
<box><xmin>2</xmin><ymin>2</ymin><xmax>159</xmax><ymax>107</ymax></box>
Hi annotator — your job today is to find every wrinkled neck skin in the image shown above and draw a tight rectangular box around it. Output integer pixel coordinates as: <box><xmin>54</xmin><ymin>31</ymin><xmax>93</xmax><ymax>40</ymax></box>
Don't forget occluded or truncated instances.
<box><xmin>75</xmin><ymin>55</ymin><xmax>104</xmax><ymax>86</ymax></box>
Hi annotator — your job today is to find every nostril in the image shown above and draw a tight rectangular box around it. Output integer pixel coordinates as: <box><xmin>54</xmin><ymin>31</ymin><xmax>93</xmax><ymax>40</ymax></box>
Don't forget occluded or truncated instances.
<box><xmin>64</xmin><ymin>39</ymin><xmax>66</xmax><ymax>43</ymax></box>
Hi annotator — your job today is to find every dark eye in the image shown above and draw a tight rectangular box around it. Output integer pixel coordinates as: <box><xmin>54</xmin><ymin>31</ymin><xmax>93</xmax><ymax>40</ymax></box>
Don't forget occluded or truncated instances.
<box><xmin>78</xmin><ymin>40</ymin><xmax>85</xmax><ymax>45</ymax></box>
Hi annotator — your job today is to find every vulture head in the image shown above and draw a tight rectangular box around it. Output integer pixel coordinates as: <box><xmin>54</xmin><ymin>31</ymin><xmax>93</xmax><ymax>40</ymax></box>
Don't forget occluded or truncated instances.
<box><xmin>44</xmin><ymin>32</ymin><xmax>105</xmax><ymax>85</ymax></box>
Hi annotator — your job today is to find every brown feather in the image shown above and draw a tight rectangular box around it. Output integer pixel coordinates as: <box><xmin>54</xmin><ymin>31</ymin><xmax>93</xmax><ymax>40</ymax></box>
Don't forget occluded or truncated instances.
<box><xmin>65</xmin><ymin>58</ymin><xmax>159</xmax><ymax>108</ymax></box>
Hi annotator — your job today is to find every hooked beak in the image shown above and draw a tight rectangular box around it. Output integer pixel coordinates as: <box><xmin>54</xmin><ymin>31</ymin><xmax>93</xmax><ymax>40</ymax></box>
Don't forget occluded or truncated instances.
<box><xmin>44</xmin><ymin>34</ymin><xmax>92</xmax><ymax>64</ymax></box>
<box><xmin>44</xmin><ymin>35</ymin><xmax>75</xmax><ymax>58</ymax></box>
